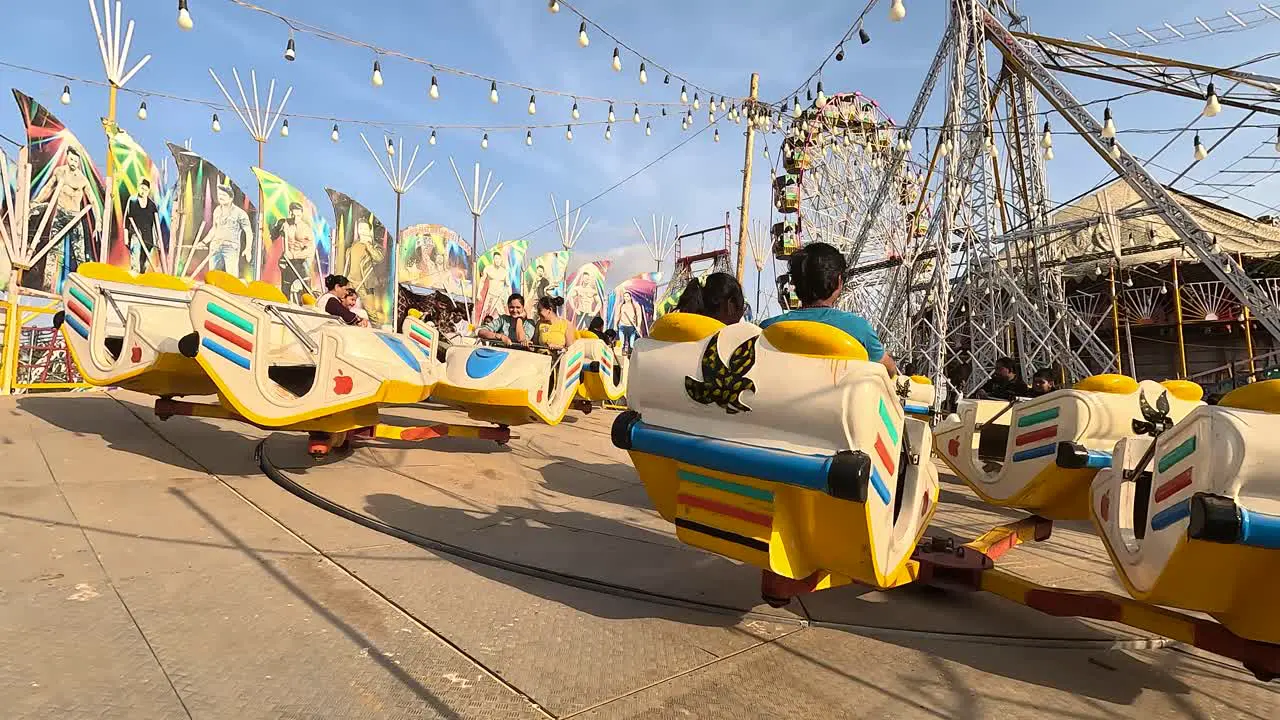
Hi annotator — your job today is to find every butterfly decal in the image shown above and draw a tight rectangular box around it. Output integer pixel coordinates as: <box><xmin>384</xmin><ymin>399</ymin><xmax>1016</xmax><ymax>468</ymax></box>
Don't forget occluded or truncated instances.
<box><xmin>685</xmin><ymin>332</ymin><xmax>758</xmax><ymax>414</ymax></box>
<box><xmin>1133</xmin><ymin>389</ymin><xmax>1172</xmax><ymax>436</ymax></box>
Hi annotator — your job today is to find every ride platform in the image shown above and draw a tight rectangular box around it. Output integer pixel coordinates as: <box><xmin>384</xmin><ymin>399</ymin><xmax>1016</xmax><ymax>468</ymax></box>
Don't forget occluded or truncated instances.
<box><xmin>2</xmin><ymin>389</ymin><xmax>1276</xmax><ymax>719</ymax></box>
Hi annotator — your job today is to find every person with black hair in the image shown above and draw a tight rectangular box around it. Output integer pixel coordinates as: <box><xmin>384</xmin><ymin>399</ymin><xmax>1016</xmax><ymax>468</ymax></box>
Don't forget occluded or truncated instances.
<box><xmin>759</xmin><ymin>242</ymin><xmax>898</xmax><ymax>376</ymax></box>
<box><xmin>587</xmin><ymin>316</ymin><xmax>606</xmax><ymax>336</ymax></box>
<box><xmin>977</xmin><ymin>357</ymin><xmax>1030</xmax><ymax>400</ymax></box>
<box><xmin>1029</xmin><ymin>368</ymin><xmax>1058</xmax><ymax>397</ymax></box>
<box><xmin>675</xmin><ymin>272</ymin><xmax>745</xmax><ymax>325</ymax></box>
<box><xmin>316</xmin><ymin>274</ymin><xmax>365</xmax><ymax>326</ymax></box>
<box><xmin>534</xmin><ymin>295</ymin><xmax>575</xmax><ymax>350</ymax></box>
<box><xmin>477</xmin><ymin>293</ymin><xmax>536</xmax><ymax>346</ymax></box>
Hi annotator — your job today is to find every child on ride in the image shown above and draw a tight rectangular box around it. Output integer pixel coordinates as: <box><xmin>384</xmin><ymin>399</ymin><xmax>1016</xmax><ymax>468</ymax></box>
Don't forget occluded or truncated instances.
<box><xmin>759</xmin><ymin>242</ymin><xmax>899</xmax><ymax>377</ymax></box>
<box><xmin>675</xmin><ymin>272</ymin><xmax>745</xmax><ymax>324</ymax></box>
<box><xmin>534</xmin><ymin>295</ymin><xmax>576</xmax><ymax>350</ymax></box>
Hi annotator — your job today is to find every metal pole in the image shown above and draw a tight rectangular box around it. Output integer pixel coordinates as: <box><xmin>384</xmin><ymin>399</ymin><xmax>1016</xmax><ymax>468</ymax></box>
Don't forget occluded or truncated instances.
<box><xmin>1240</xmin><ymin>252</ymin><xmax>1256</xmax><ymax>382</ymax></box>
<box><xmin>392</xmin><ymin>191</ymin><xmax>402</xmax><ymax>330</ymax></box>
<box><xmin>255</xmin><ymin>141</ymin><xmax>265</xmax><ymax>281</ymax></box>
<box><xmin>1171</xmin><ymin>258</ymin><xmax>1188</xmax><ymax>379</ymax></box>
<box><xmin>735</xmin><ymin>73</ymin><xmax>759</xmax><ymax>283</ymax></box>
<box><xmin>1109</xmin><ymin>265</ymin><xmax>1123</xmax><ymax>374</ymax></box>
<box><xmin>1</xmin><ymin>268</ymin><xmax>23</xmax><ymax>394</ymax></box>
<box><xmin>470</xmin><ymin>213</ymin><xmax>479</xmax><ymax>324</ymax></box>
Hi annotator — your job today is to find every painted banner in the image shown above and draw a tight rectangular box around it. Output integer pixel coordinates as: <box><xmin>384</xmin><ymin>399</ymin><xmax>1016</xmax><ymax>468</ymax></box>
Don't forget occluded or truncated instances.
<box><xmin>13</xmin><ymin>90</ymin><xmax>106</xmax><ymax>293</ymax></box>
<box><xmin>654</xmin><ymin>267</ymin><xmax>713</xmax><ymax>319</ymax></box>
<box><xmin>167</xmin><ymin>143</ymin><xmax>258</xmax><ymax>282</ymax></box>
<box><xmin>606</xmin><ymin>272</ymin><xmax>660</xmax><ymax>337</ymax></box>
<box><xmin>397</xmin><ymin>223</ymin><xmax>472</xmax><ymax>298</ymax></box>
<box><xmin>0</xmin><ymin>149</ymin><xmax>12</xmax><ymax>291</ymax></box>
<box><xmin>252</xmin><ymin>167</ymin><xmax>332</xmax><ymax>303</ymax></box>
<box><xmin>522</xmin><ymin>249</ymin><xmax>570</xmax><ymax>303</ymax></box>
<box><xmin>108</xmin><ymin>129</ymin><xmax>171</xmax><ymax>274</ymax></box>
<box><xmin>326</xmin><ymin>188</ymin><xmax>393</xmax><ymax>328</ymax></box>
<box><xmin>474</xmin><ymin>239</ymin><xmax>528</xmax><ymax>322</ymax></box>
<box><xmin>564</xmin><ymin>259</ymin><xmax>611</xmax><ymax>329</ymax></box>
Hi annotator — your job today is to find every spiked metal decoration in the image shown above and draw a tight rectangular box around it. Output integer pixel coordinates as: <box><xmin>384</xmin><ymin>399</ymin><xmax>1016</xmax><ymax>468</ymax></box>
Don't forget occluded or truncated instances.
<box><xmin>360</xmin><ymin>132</ymin><xmax>432</xmax><ymax>279</ymax></box>
<box><xmin>90</xmin><ymin>0</ymin><xmax>152</xmax><ymax>91</ymax></box>
<box><xmin>748</xmin><ymin>219</ymin><xmax>770</xmax><ymax>314</ymax></box>
<box><xmin>550</xmin><ymin>193</ymin><xmax>590</xmax><ymax>261</ymax></box>
<box><xmin>634</xmin><ymin>214</ymin><xmax>675</xmax><ymax>274</ymax></box>
<box><xmin>449</xmin><ymin>159</ymin><xmax>502</xmax><ymax>321</ymax></box>
<box><xmin>0</xmin><ymin>148</ymin><xmax>93</xmax><ymax>279</ymax></box>
<box><xmin>209</xmin><ymin>67</ymin><xmax>292</xmax><ymax>277</ymax></box>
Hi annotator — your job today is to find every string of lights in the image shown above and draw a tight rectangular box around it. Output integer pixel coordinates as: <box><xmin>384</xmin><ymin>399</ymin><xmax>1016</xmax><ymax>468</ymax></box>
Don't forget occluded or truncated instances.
<box><xmin>1075</xmin><ymin>4</ymin><xmax>1280</xmax><ymax>51</ymax></box>
<box><xmin>769</xmin><ymin>0</ymin><xmax>890</xmax><ymax>109</ymax></box>
<box><xmin>183</xmin><ymin>0</ymin><xmax>737</xmax><ymax>113</ymax></box>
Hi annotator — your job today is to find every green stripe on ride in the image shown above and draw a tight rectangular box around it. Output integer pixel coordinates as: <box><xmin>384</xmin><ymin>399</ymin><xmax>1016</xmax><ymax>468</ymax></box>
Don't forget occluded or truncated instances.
<box><xmin>206</xmin><ymin>302</ymin><xmax>254</xmax><ymax>334</ymax></box>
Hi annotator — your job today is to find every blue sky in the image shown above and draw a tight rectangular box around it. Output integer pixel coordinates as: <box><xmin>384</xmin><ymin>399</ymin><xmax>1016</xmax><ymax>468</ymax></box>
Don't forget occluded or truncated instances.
<box><xmin>4</xmin><ymin>0</ymin><xmax>1278</xmax><ymax>315</ymax></box>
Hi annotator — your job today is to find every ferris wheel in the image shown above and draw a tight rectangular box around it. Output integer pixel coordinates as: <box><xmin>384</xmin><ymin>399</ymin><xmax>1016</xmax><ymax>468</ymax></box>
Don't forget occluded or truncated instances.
<box><xmin>771</xmin><ymin>92</ymin><xmax>930</xmax><ymax>325</ymax></box>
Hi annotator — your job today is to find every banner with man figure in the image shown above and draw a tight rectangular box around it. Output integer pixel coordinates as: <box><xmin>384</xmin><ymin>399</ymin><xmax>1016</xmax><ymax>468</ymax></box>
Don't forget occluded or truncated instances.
<box><xmin>564</xmin><ymin>259</ymin><xmax>611</xmax><ymax>329</ymax></box>
<box><xmin>252</xmin><ymin>167</ymin><xmax>331</xmax><ymax>303</ymax></box>
<box><xmin>108</xmin><ymin>130</ymin><xmax>171</xmax><ymax>275</ymax></box>
<box><xmin>167</xmin><ymin>143</ymin><xmax>258</xmax><ymax>282</ymax></box>
<box><xmin>474</xmin><ymin>239</ymin><xmax>528</xmax><ymax>323</ymax></box>
<box><xmin>522</xmin><ymin>249</ymin><xmax>570</xmax><ymax>303</ymax></box>
<box><xmin>326</xmin><ymin>188</ymin><xmax>392</xmax><ymax>328</ymax></box>
<box><xmin>397</xmin><ymin>223</ymin><xmax>472</xmax><ymax>298</ymax></box>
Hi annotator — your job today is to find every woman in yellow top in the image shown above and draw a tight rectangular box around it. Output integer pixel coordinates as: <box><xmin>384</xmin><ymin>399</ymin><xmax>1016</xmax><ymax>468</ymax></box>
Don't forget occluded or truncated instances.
<box><xmin>535</xmin><ymin>295</ymin><xmax>576</xmax><ymax>350</ymax></box>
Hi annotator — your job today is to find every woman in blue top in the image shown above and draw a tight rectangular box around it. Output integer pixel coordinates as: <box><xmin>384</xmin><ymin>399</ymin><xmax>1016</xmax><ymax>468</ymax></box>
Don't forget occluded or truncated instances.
<box><xmin>759</xmin><ymin>242</ymin><xmax>899</xmax><ymax>377</ymax></box>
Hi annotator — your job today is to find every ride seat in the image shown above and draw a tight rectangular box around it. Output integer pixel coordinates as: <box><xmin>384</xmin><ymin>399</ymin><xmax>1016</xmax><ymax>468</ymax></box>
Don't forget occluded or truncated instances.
<box><xmin>1217</xmin><ymin>379</ymin><xmax>1280</xmax><ymax>413</ymax></box>
<box><xmin>760</xmin><ymin>320</ymin><xmax>868</xmax><ymax>360</ymax></box>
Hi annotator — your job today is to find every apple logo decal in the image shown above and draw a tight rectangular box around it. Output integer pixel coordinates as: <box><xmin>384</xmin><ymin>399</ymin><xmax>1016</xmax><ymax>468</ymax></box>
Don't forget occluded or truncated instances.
<box><xmin>333</xmin><ymin>370</ymin><xmax>353</xmax><ymax>395</ymax></box>
<box><xmin>130</xmin><ymin>345</ymin><xmax>142</xmax><ymax>363</ymax></box>
<box><xmin>947</xmin><ymin>438</ymin><xmax>959</xmax><ymax>456</ymax></box>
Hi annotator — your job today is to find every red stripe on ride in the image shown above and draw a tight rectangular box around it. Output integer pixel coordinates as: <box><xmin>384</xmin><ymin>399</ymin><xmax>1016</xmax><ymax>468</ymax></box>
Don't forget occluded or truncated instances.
<box><xmin>67</xmin><ymin>299</ymin><xmax>92</xmax><ymax>325</ymax></box>
<box><xmin>1015</xmin><ymin>425</ymin><xmax>1058</xmax><ymax>446</ymax></box>
<box><xmin>203</xmin><ymin>320</ymin><xmax>253</xmax><ymax>352</ymax></box>
<box><xmin>409</xmin><ymin>332</ymin><xmax>431</xmax><ymax>348</ymax></box>
<box><xmin>1154</xmin><ymin>467</ymin><xmax>1193</xmax><ymax>503</ymax></box>
<box><xmin>874</xmin><ymin>435</ymin><xmax>896</xmax><ymax>476</ymax></box>
<box><xmin>566</xmin><ymin>363</ymin><xmax>582</xmax><ymax>378</ymax></box>
<box><xmin>677</xmin><ymin>493</ymin><xmax>772</xmax><ymax>528</ymax></box>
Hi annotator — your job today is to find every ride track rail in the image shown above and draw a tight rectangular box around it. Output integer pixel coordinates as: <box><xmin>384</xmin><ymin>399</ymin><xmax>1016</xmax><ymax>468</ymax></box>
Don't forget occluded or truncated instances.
<box><xmin>252</xmin><ymin>436</ymin><xmax>1181</xmax><ymax>653</ymax></box>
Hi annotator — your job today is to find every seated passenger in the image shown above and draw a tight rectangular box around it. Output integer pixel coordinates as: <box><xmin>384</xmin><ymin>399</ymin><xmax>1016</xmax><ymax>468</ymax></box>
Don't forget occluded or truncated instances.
<box><xmin>341</xmin><ymin>290</ymin><xmax>370</xmax><ymax>327</ymax></box>
<box><xmin>477</xmin><ymin>293</ymin><xmax>536</xmax><ymax>347</ymax></box>
<box><xmin>534</xmin><ymin>295</ymin><xmax>576</xmax><ymax>350</ymax></box>
<box><xmin>976</xmin><ymin>357</ymin><xmax>1030</xmax><ymax>400</ymax></box>
<box><xmin>317</xmin><ymin>274</ymin><xmax>364</xmax><ymax>327</ymax></box>
<box><xmin>1029</xmin><ymin>368</ymin><xmax>1058</xmax><ymax>397</ymax></box>
<box><xmin>587</xmin><ymin>316</ymin><xmax>606</xmax><ymax>337</ymax></box>
<box><xmin>676</xmin><ymin>272</ymin><xmax>745</xmax><ymax>325</ymax></box>
<box><xmin>758</xmin><ymin>242</ymin><xmax>898</xmax><ymax>376</ymax></box>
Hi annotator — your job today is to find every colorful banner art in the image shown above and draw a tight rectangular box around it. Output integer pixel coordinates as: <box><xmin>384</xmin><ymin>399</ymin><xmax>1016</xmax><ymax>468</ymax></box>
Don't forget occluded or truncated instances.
<box><xmin>522</xmin><ymin>249</ymin><xmax>570</xmax><ymax>303</ymax></box>
<box><xmin>252</xmin><ymin>167</ymin><xmax>332</xmax><ymax>303</ymax></box>
<box><xmin>606</xmin><ymin>272</ymin><xmax>660</xmax><ymax>339</ymax></box>
<box><xmin>0</xmin><ymin>150</ymin><xmax>12</xmax><ymax>291</ymax></box>
<box><xmin>474</xmin><ymin>239</ymin><xmax>528</xmax><ymax>322</ymax></box>
<box><xmin>397</xmin><ymin>223</ymin><xmax>472</xmax><ymax>298</ymax></box>
<box><xmin>654</xmin><ymin>267</ymin><xmax>713</xmax><ymax>319</ymax></box>
<box><xmin>564</xmin><ymin>259</ymin><xmax>611</xmax><ymax>329</ymax></box>
<box><xmin>167</xmin><ymin>143</ymin><xmax>258</xmax><ymax>282</ymax></box>
<box><xmin>326</xmin><ymin>188</ymin><xmax>393</xmax><ymax>328</ymax></box>
<box><xmin>108</xmin><ymin>130</ymin><xmax>171</xmax><ymax>274</ymax></box>
<box><xmin>13</xmin><ymin>90</ymin><xmax>106</xmax><ymax>293</ymax></box>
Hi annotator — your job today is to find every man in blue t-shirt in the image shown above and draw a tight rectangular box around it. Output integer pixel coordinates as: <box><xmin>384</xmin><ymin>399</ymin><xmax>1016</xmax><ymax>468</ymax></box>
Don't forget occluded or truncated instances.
<box><xmin>759</xmin><ymin>242</ymin><xmax>899</xmax><ymax>377</ymax></box>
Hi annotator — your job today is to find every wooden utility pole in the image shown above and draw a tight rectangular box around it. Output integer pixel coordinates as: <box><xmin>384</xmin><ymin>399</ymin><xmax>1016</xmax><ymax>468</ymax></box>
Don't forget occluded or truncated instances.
<box><xmin>735</xmin><ymin>73</ymin><xmax>759</xmax><ymax>283</ymax></box>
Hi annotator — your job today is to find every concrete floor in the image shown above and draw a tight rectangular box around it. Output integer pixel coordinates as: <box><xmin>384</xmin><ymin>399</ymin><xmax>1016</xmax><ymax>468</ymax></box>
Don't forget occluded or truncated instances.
<box><xmin>0</xmin><ymin>390</ymin><xmax>1276</xmax><ymax>719</ymax></box>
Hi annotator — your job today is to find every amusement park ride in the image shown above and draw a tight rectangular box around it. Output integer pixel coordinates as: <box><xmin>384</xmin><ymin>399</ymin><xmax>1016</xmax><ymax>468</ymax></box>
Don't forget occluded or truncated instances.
<box><xmin>5</xmin><ymin>0</ymin><xmax>1280</xmax><ymax>690</ymax></box>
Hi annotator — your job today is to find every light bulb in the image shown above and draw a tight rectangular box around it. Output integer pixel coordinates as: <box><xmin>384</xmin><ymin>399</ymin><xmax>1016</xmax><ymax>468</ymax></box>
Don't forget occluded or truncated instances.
<box><xmin>386</xmin><ymin>138</ymin><xmax>394</xmax><ymax>156</ymax></box>
<box><xmin>607</xmin><ymin>104</ymin><xmax>615</xmax><ymax>123</ymax></box>
<box><xmin>693</xmin><ymin>93</ymin><xmax>700</xmax><ymax>110</ymax></box>
<box><xmin>1102</xmin><ymin>107</ymin><xmax>1115</xmax><ymax>139</ymax></box>
<box><xmin>331</xmin><ymin>124</ymin><xmax>340</xmax><ymax>142</ymax></box>
<box><xmin>177</xmin><ymin>0</ymin><xmax>193</xmax><ymax>30</ymax></box>
<box><xmin>280</xmin><ymin>119</ymin><xmax>289</xmax><ymax>137</ymax></box>
<box><xmin>639</xmin><ymin>62</ymin><xmax>647</xmax><ymax>84</ymax></box>
<box><xmin>816</xmin><ymin>82</ymin><xmax>826</xmax><ymax>108</ymax></box>
<box><xmin>1203</xmin><ymin>81</ymin><xmax>1222</xmax><ymax>118</ymax></box>
<box><xmin>1275</xmin><ymin>128</ymin><xmax>1280</xmax><ymax>153</ymax></box>
<box><xmin>137</xmin><ymin>101</ymin><xmax>147</xmax><ymax>120</ymax></box>
<box><xmin>859</xmin><ymin>26</ymin><xmax>871</xmax><ymax>44</ymax></box>
<box><xmin>714</xmin><ymin>129</ymin><xmax>720</xmax><ymax>143</ymax></box>
<box><xmin>1044</xmin><ymin>146</ymin><xmax>1054</xmax><ymax>161</ymax></box>
<box><xmin>1125</xmin><ymin>276</ymin><xmax>1133</xmax><ymax>287</ymax></box>
<box><xmin>938</xmin><ymin>139</ymin><xmax>949</xmax><ymax>156</ymax></box>
<box><xmin>528</xmin><ymin>94</ymin><xmax>537</xmax><ymax>115</ymax></box>
<box><xmin>1040</xmin><ymin>121</ymin><xmax>1052</xmax><ymax>148</ymax></box>
<box><xmin>526</xmin><ymin>130</ymin><xmax>533</xmax><ymax>146</ymax></box>
<box><xmin>571</xmin><ymin>102</ymin><xmax>580</xmax><ymax>120</ymax></box>
<box><xmin>1095</xmin><ymin>265</ymin><xmax>1103</xmax><ymax>276</ymax></box>
<box><xmin>681</xmin><ymin>118</ymin><xmax>688</xmax><ymax>131</ymax></box>
<box><xmin>612</xmin><ymin>48</ymin><xmax>622</xmax><ymax>72</ymax></box>
<box><xmin>429</xmin><ymin>75</ymin><xmax>440</xmax><ymax>99</ymax></box>
<box><xmin>708</xmin><ymin>110</ymin><xmax>714</xmax><ymax>124</ymax></box>
<box><xmin>285</xmin><ymin>36</ymin><xmax>296</xmax><ymax>62</ymax></box>
<box><xmin>566</xmin><ymin>125</ymin><xmax>573</xmax><ymax>141</ymax></box>
<box><xmin>605</xmin><ymin>124</ymin><xmax>612</xmax><ymax>141</ymax></box>
<box><xmin>60</xmin><ymin>85</ymin><xmax>71</xmax><ymax>105</ymax></box>
<box><xmin>889</xmin><ymin>0</ymin><xmax>906</xmax><ymax>22</ymax></box>
<box><xmin>429</xmin><ymin>130</ymin><xmax>437</xmax><ymax>145</ymax></box>
<box><xmin>211</xmin><ymin>113</ymin><xmax>221</xmax><ymax>132</ymax></box>
<box><xmin>645</xmin><ymin>122</ymin><xmax>651</xmax><ymax>136</ymax></box>
<box><xmin>1194</xmin><ymin>134</ymin><xmax>1208</xmax><ymax>161</ymax></box>
<box><xmin>836</xmin><ymin>44</ymin><xmax>845</xmax><ymax>62</ymax></box>
<box><xmin>578</xmin><ymin>21</ymin><xmax>589</xmax><ymax>47</ymax></box>
<box><xmin>792</xmin><ymin>96</ymin><xmax>801</xmax><ymax>119</ymax></box>
<box><xmin>680</xmin><ymin>85</ymin><xmax>688</xmax><ymax>103</ymax></box>
<box><xmin>1160</xmin><ymin>284</ymin><xmax>1168</xmax><ymax>294</ymax></box>
<box><xmin>905</xmin><ymin>137</ymin><xmax>912</xmax><ymax>152</ymax></box>
<box><xmin>763</xmin><ymin>146</ymin><xmax>769</xmax><ymax>159</ymax></box>
<box><xmin>633</xmin><ymin>106</ymin><xmax>641</xmax><ymax>123</ymax></box>
<box><xmin>372</xmin><ymin>60</ymin><xmax>383</xmax><ymax>87</ymax></box>
<box><xmin>481</xmin><ymin>133</ymin><xmax>489</xmax><ymax>149</ymax></box>
<box><xmin>548</xmin><ymin>0</ymin><xmax>560</xmax><ymax>12</ymax></box>
<box><xmin>489</xmin><ymin>81</ymin><xmax>499</xmax><ymax>104</ymax></box>
<box><xmin>1109</xmin><ymin>138</ymin><xmax>1121</xmax><ymax>159</ymax></box>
